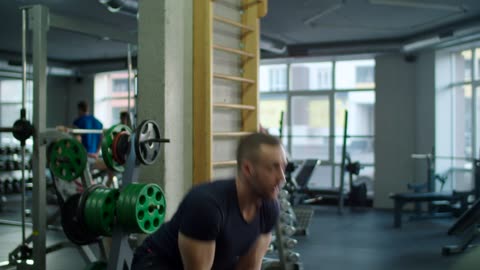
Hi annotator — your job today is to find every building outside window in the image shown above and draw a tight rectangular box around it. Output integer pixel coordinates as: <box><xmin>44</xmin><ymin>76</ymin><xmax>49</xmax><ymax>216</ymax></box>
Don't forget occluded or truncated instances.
<box><xmin>94</xmin><ymin>70</ymin><xmax>135</xmax><ymax>128</ymax></box>
<box><xmin>259</xmin><ymin>58</ymin><xmax>375</xmax><ymax>195</ymax></box>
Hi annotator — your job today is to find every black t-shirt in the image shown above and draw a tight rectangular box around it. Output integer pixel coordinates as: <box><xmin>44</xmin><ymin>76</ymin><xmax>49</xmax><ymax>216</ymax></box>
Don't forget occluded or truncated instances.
<box><xmin>142</xmin><ymin>179</ymin><xmax>279</xmax><ymax>270</ymax></box>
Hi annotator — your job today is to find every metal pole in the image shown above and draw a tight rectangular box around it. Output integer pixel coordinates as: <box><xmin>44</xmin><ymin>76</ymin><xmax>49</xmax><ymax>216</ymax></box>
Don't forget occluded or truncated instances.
<box><xmin>22</xmin><ymin>8</ymin><xmax>27</xmax><ymax>110</ymax></box>
<box><xmin>127</xmin><ymin>44</ymin><xmax>133</xmax><ymax>117</ymax></box>
<box><xmin>31</xmin><ymin>5</ymin><xmax>48</xmax><ymax>270</ymax></box>
<box><xmin>20</xmin><ymin>7</ymin><xmax>28</xmax><ymax>253</ymax></box>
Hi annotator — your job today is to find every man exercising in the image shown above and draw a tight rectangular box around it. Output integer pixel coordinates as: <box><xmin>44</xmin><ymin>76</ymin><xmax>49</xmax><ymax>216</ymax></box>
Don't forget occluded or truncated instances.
<box><xmin>131</xmin><ymin>132</ymin><xmax>286</xmax><ymax>270</ymax></box>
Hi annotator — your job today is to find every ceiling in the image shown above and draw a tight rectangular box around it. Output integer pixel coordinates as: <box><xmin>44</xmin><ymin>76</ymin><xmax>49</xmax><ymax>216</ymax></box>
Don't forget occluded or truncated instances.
<box><xmin>0</xmin><ymin>0</ymin><xmax>479</xmax><ymax>65</ymax></box>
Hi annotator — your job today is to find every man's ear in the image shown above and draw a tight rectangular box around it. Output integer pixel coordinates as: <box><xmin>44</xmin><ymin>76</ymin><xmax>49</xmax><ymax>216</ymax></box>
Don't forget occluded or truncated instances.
<box><xmin>242</xmin><ymin>160</ymin><xmax>254</xmax><ymax>178</ymax></box>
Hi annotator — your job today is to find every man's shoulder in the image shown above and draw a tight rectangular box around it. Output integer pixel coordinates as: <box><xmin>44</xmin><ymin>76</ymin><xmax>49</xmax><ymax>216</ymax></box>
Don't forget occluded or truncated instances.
<box><xmin>185</xmin><ymin>179</ymin><xmax>235</xmax><ymax>206</ymax></box>
<box><xmin>190</xmin><ymin>179</ymin><xmax>235</xmax><ymax>196</ymax></box>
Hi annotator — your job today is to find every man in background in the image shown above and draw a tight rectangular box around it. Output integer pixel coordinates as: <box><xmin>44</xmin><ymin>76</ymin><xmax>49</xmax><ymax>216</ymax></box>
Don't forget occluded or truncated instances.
<box><xmin>73</xmin><ymin>100</ymin><xmax>103</xmax><ymax>158</ymax></box>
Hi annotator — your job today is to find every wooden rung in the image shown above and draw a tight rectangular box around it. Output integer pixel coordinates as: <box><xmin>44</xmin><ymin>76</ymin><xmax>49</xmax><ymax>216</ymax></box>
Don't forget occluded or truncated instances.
<box><xmin>213</xmin><ymin>103</ymin><xmax>256</xmax><ymax>110</ymax></box>
<box><xmin>213</xmin><ymin>73</ymin><xmax>255</xmax><ymax>84</ymax></box>
<box><xmin>213</xmin><ymin>160</ymin><xmax>237</xmax><ymax>167</ymax></box>
<box><xmin>242</xmin><ymin>0</ymin><xmax>264</xmax><ymax>9</ymax></box>
<box><xmin>213</xmin><ymin>131</ymin><xmax>252</xmax><ymax>137</ymax></box>
<box><xmin>213</xmin><ymin>15</ymin><xmax>255</xmax><ymax>32</ymax></box>
<box><xmin>213</xmin><ymin>44</ymin><xmax>255</xmax><ymax>58</ymax></box>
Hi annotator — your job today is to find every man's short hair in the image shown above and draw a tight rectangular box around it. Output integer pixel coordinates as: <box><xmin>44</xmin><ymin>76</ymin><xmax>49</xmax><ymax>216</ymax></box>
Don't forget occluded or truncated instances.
<box><xmin>236</xmin><ymin>132</ymin><xmax>281</xmax><ymax>171</ymax></box>
<box><xmin>77</xmin><ymin>101</ymin><xmax>88</xmax><ymax>113</ymax></box>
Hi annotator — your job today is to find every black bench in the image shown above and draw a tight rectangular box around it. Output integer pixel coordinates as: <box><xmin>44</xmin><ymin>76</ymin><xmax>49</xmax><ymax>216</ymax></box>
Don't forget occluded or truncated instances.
<box><xmin>390</xmin><ymin>191</ymin><xmax>469</xmax><ymax>228</ymax></box>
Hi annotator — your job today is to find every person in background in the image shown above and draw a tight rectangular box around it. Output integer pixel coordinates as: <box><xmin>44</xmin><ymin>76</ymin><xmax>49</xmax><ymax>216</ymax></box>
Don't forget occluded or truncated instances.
<box><xmin>73</xmin><ymin>100</ymin><xmax>103</xmax><ymax>158</ymax></box>
<box><xmin>119</xmin><ymin>110</ymin><xmax>132</xmax><ymax>128</ymax></box>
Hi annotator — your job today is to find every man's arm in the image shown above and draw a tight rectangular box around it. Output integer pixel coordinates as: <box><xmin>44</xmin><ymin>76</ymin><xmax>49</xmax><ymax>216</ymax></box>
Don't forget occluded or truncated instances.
<box><xmin>178</xmin><ymin>232</ymin><xmax>216</xmax><ymax>270</ymax></box>
<box><xmin>235</xmin><ymin>233</ymin><xmax>272</xmax><ymax>270</ymax></box>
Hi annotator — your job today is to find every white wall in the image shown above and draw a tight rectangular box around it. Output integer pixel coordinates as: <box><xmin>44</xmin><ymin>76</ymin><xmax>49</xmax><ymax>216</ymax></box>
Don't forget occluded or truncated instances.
<box><xmin>66</xmin><ymin>75</ymin><xmax>95</xmax><ymax>124</ymax></box>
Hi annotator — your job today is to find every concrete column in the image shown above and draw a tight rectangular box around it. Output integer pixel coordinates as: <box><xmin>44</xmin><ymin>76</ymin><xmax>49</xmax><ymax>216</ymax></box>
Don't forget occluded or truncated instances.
<box><xmin>374</xmin><ymin>54</ymin><xmax>416</xmax><ymax>208</ymax></box>
<box><xmin>414</xmin><ymin>51</ymin><xmax>435</xmax><ymax>189</ymax></box>
<box><xmin>138</xmin><ymin>0</ymin><xmax>193</xmax><ymax>218</ymax></box>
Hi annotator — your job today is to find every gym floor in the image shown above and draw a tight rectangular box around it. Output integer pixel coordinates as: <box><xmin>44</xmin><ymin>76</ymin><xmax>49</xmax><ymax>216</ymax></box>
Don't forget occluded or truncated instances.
<box><xmin>0</xmin><ymin>194</ymin><xmax>475</xmax><ymax>270</ymax></box>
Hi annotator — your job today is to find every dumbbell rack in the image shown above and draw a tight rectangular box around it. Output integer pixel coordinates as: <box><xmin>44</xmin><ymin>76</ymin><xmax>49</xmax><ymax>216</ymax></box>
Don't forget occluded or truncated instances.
<box><xmin>263</xmin><ymin>190</ymin><xmax>302</xmax><ymax>270</ymax></box>
<box><xmin>0</xmin><ymin>146</ymin><xmax>32</xmax><ymax>211</ymax></box>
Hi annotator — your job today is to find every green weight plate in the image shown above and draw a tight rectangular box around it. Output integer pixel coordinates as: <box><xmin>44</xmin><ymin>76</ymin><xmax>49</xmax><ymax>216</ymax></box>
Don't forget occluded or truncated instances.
<box><xmin>101</xmin><ymin>124</ymin><xmax>132</xmax><ymax>172</ymax></box>
<box><xmin>84</xmin><ymin>261</ymin><xmax>107</xmax><ymax>270</ymax></box>
<box><xmin>49</xmin><ymin>138</ymin><xmax>87</xmax><ymax>181</ymax></box>
<box><xmin>117</xmin><ymin>183</ymin><xmax>166</xmax><ymax>234</ymax></box>
<box><xmin>60</xmin><ymin>194</ymin><xmax>100</xmax><ymax>245</ymax></box>
<box><xmin>118</xmin><ymin>184</ymin><xmax>143</xmax><ymax>232</ymax></box>
<box><xmin>84</xmin><ymin>188</ymin><xmax>119</xmax><ymax>236</ymax></box>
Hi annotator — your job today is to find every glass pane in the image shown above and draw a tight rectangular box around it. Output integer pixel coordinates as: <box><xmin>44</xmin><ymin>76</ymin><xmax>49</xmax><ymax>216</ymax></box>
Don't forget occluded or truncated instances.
<box><xmin>306</xmin><ymin>164</ymin><xmax>333</xmax><ymax>189</ymax></box>
<box><xmin>453</xmin><ymin>85</ymin><xmax>472</xmax><ymax>158</ymax></box>
<box><xmin>259</xmin><ymin>94</ymin><xmax>286</xmax><ymax>137</ymax></box>
<box><xmin>95</xmin><ymin>99</ymin><xmax>136</xmax><ymax>128</ymax></box>
<box><xmin>290</xmin><ymin>62</ymin><xmax>332</xmax><ymax>90</ymax></box>
<box><xmin>453</xmin><ymin>49</ymin><xmax>472</xmax><ymax>83</ymax></box>
<box><xmin>290</xmin><ymin>95</ymin><xmax>329</xmax><ymax>160</ymax></box>
<box><xmin>259</xmin><ymin>64</ymin><xmax>287</xmax><ymax>92</ymax></box>
<box><xmin>334</xmin><ymin>91</ymin><xmax>375</xmax><ymax>163</ymax></box>
<box><xmin>0</xmin><ymin>80</ymin><xmax>22</xmax><ymax>102</ymax></box>
<box><xmin>335</xmin><ymin>59</ymin><xmax>375</xmax><ymax>89</ymax></box>
<box><xmin>331</xmin><ymin>165</ymin><xmax>375</xmax><ymax>195</ymax></box>
<box><xmin>477</xmin><ymin>87</ymin><xmax>480</xmax><ymax>158</ymax></box>
<box><xmin>476</xmin><ymin>48</ymin><xmax>480</xmax><ymax>80</ymax></box>
<box><xmin>95</xmin><ymin>71</ymin><xmax>135</xmax><ymax>128</ymax></box>
<box><xmin>335</xmin><ymin>91</ymin><xmax>375</xmax><ymax>136</ymax></box>
<box><xmin>436</xmin><ymin>158</ymin><xmax>473</xmax><ymax>193</ymax></box>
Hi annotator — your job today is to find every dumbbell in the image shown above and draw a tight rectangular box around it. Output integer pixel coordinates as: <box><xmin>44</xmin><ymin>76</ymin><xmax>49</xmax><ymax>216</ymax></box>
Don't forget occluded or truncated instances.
<box><xmin>280</xmin><ymin>199</ymin><xmax>291</xmax><ymax>211</ymax></box>
<box><xmin>280</xmin><ymin>212</ymin><xmax>295</xmax><ymax>224</ymax></box>
<box><xmin>279</xmin><ymin>189</ymin><xmax>290</xmax><ymax>200</ymax></box>
<box><xmin>5</xmin><ymin>146</ymin><xmax>12</xmax><ymax>155</ymax></box>
<box><xmin>282</xmin><ymin>238</ymin><xmax>298</xmax><ymax>249</ymax></box>
<box><xmin>285</xmin><ymin>251</ymin><xmax>300</xmax><ymax>263</ymax></box>
<box><xmin>4</xmin><ymin>160</ymin><xmax>13</xmax><ymax>171</ymax></box>
<box><xmin>14</xmin><ymin>161</ymin><xmax>21</xmax><ymax>170</ymax></box>
<box><xmin>280</xmin><ymin>224</ymin><xmax>296</xmax><ymax>237</ymax></box>
<box><xmin>13</xmin><ymin>147</ymin><xmax>21</xmax><ymax>154</ymax></box>
<box><xmin>11</xmin><ymin>178</ymin><xmax>21</xmax><ymax>193</ymax></box>
<box><xmin>3</xmin><ymin>178</ymin><xmax>13</xmax><ymax>194</ymax></box>
<box><xmin>0</xmin><ymin>147</ymin><xmax>5</xmax><ymax>155</ymax></box>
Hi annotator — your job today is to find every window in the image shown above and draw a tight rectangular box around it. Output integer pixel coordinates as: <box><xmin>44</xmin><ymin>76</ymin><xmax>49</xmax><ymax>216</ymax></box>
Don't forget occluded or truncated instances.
<box><xmin>0</xmin><ymin>79</ymin><xmax>33</xmax><ymax>146</ymax></box>
<box><xmin>356</xmin><ymin>65</ymin><xmax>374</xmax><ymax>84</ymax></box>
<box><xmin>452</xmin><ymin>49</ymin><xmax>472</xmax><ymax>83</ymax></box>
<box><xmin>335</xmin><ymin>60</ymin><xmax>375</xmax><ymax>89</ymax></box>
<box><xmin>112</xmin><ymin>78</ymin><xmax>129</xmax><ymax>92</ymax></box>
<box><xmin>94</xmin><ymin>71</ymin><xmax>135</xmax><ymax>128</ymax></box>
<box><xmin>259</xmin><ymin>64</ymin><xmax>287</xmax><ymax>92</ymax></box>
<box><xmin>334</xmin><ymin>91</ymin><xmax>375</xmax><ymax>164</ymax></box>
<box><xmin>476</xmin><ymin>48</ymin><xmax>480</xmax><ymax>80</ymax></box>
<box><xmin>436</xmin><ymin>45</ymin><xmax>480</xmax><ymax>193</ymax></box>
<box><xmin>259</xmin><ymin>94</ymin><xmax>286</xmax><ymax>136</ymax></box>
<box><xmin>291</xmin><ymin>95</ymin><xmax>330</xmax><ymax>160</ymax></box>
<box><xmin>290</xmin><ymin>62</ymin><xmax>332</xmax><ymax>90</ymax></box>
<box><xmin>260</xmin><ymin>57</ymin><xmax>376</xmax><ymax>194</ymax></box>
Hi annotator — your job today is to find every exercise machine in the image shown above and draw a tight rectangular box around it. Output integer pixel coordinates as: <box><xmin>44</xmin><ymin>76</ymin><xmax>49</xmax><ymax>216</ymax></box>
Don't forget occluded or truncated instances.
<box><xmin>443</xmin><ymin>198</ymin><xmax>480</xmax><ymax>255</ymax></box>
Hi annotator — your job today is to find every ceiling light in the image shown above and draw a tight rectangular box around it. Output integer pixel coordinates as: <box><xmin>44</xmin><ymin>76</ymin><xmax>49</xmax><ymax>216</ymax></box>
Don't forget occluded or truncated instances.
<box><xmin>369</xmin><ymin>0</ymin><xmax>466</xmax><ymax>12</ymax></box>
<box><xmin>402</xmin><ymin>36</ymin><xmax>440</xmax><ymax>52</ymax></box>
<box><xmin>303</xmin><ymin>1</ymin><xmax>346</xmax><ymax>26</ymax></box>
